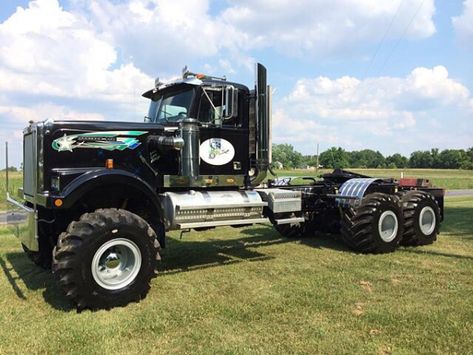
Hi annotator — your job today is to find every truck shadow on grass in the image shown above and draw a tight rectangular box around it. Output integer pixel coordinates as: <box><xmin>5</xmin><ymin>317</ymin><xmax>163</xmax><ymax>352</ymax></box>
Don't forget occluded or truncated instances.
<box><xmin>0</xmin><ymin>226</ymin><xmax>350</xmax><ymax>311</ymax></box>
<box><xmin>0</xmin><ymin>253</ymin><xmax>72</xmax><ymax>311</ymax></box>
<box><xmin>160</xmin><ymin>226</ymin><xmax>349</xmax><ymax>275</ymax></box>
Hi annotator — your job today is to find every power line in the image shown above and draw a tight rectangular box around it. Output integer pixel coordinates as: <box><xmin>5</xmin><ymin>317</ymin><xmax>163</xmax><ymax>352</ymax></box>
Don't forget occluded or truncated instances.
<box><xmin>378</xmin><ymin>0</ymin><xmax>427</xmax><ymax>74</ymax></box>
<box><xmin>363</xmin><ymin>0</ymin><xmax>405</xmax><ymax>78</ymax></box>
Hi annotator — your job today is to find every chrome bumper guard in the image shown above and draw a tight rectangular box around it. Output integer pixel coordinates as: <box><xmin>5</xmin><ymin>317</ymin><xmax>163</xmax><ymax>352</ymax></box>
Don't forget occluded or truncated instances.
<box><xmin>6</xmin><ymin>192</ymin><xmax>38</xmax><ymax>252</ymax></box>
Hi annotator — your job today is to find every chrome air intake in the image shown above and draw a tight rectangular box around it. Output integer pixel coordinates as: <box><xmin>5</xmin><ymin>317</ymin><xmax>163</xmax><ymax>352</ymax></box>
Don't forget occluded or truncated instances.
<box><xmin>179</xmin><ymin>118</ymin><xmax>200</xmax><ymax>177</ymax></box>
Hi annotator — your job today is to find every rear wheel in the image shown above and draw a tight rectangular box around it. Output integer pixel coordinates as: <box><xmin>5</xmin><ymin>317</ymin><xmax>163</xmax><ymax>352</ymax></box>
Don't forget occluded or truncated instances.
<box><xmin>341</xmin><ymin>193</ymin><xmax>403</xmax><ymax>253</ymax></box>
<box><xmin>399</xmin><ymin>191</ymin><xmax>440</xmax><ymax>246</ymax></box>
<box><xmin>52</xmin><ymin>208</ymin><xmax>161</xmax><ymax>310</ymax></box>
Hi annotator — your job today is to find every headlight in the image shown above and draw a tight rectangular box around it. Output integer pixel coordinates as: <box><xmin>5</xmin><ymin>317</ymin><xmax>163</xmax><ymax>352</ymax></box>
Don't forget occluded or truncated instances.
<box><xmin>51</xmin><ymin>176</ymin><xmax>60</xmax><ymax>192</ymax></box>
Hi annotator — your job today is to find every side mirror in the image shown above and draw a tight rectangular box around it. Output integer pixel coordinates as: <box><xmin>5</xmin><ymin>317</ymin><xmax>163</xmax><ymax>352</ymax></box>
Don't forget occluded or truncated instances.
<box><xmin>223</xmin><ymin>86</ymin><xmax>238</xmax><ymax>120</ymax></box>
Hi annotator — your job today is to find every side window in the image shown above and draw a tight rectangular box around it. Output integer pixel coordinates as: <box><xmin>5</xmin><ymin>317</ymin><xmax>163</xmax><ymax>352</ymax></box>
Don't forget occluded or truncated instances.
<box><xmin>198</xmin><ymin>90</ymin><xmax>223</xmax><ymax>123</ymax></box>
<box><xmin>197</xmin><ymin>88</ymin><xmax>240</xmax><ymax>126</ymax></box>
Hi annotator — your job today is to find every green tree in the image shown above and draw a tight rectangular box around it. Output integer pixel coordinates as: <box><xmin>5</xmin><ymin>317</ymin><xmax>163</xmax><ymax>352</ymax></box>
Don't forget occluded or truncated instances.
<box><xmin>409</xmin><ymin>151</ymin><xmax>433</xmax><ymax>168</ymax></box>
<box><xmin>272</xmin><ymin>144</ymin><xmax>304</xmax><ymax>169</ymax></box>
<box><xmin>319</xmin><ymin>147</ymin><xmax>349</xmax><ymax>169</ymax></box>
<box><xmin>430</xmin><ymin>148</ymin><xmax>440</xmax><ymax>168</ymax></box>
<box><xmin>386</xmin><ymin>153</ymin><xmax>408</xmax><ymax>168</ymax></box>
<box><xmin>437</xmin><ymin>149</ymin><xmax>468</xmax><ymax>169</ymax></box>
<box><xmin>349</xmin><ymin>149</ymin><xmax>385</xmax><ymax>168</ymax></box>
<box><xmin>302</xmin><ymin>154</ymin><xmax>318</xmax><ymax>167</ymax></box>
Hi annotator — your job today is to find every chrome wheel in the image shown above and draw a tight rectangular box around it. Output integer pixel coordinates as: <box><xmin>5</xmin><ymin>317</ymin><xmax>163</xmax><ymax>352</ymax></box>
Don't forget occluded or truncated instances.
<box><xmin>91</xmin><ymin>238</ymin><xmax>142</xmax><ymax>290</ymax></box>
<box><xmin>378</xmin><ymin>210</ymin><xmax>399</xmax><ymax>243</ymax></box>
<box><xmin>419</xmin><ymin>206</ymin><xmax>436</xmax><ymax>235</ymax></box>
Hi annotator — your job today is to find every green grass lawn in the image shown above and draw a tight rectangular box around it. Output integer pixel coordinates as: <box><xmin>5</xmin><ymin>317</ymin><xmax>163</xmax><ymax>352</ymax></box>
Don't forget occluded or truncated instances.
<box><xmin>0</xmin><ymin>196</ymin><xmax>472</xmax><ymax>354</ymax></box>
<box><xmin>271</xmin><ymin>168</ymin><xmax>473</xmax><ymax>190</ymax></box>
<box><xmin>0</xmin><ymin>171</ymin><xmax>22</xmax><ymax>211</ymax></box>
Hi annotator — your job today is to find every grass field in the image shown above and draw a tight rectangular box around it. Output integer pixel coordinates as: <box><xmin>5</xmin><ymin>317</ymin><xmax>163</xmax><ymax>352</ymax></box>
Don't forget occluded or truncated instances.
<box><xmin>271</xmin><ymin>168</ymin><xmax>473</xmax><ymax>190</ymax></box>
<box><xmin>0</xmin><ymin>171</ymin><xmax>22</xmax><ymax>211</ymax></box>
<box><xmin>0</xmin><ymin>196</ymin><xmax>472</xmax><ymax>354</ymax></box>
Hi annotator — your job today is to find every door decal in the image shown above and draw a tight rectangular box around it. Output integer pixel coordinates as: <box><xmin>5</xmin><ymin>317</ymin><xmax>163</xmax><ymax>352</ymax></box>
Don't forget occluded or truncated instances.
<box><xmin>200</xmin><ymin>138</ymin><xmax>235</xmax><ymax>166</ymax></box>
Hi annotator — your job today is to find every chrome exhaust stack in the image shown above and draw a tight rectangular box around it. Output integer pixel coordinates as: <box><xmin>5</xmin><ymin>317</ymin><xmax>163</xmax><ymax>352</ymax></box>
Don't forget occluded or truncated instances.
<box><xmin>250</xmin><ymin>63</ymin><xmax>271</xmax><ymax>187</ymax></box>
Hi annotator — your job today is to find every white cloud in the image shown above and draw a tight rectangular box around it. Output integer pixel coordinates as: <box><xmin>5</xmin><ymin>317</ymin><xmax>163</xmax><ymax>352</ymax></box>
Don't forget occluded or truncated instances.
<box><xmin>0</xmin><ymin>0</ymin><xmax>439</xmax><ymax>107</ymax></box>
<box><xmin>221</xmin><ymin>0</ymin><xmax>435</xmax><ymax>57</ymax></box>
<box><xmin>0</xmin><ymin>103</ymin><xmax>105</xmax><ymax>124</ymax></box>
<box><xmin>0</xmin><ymin>0</ymin><xmax>152</xmax><ymax>109</ymax></box>
<box><xmin>452</xmin><ymin>0</ymin><xmax>473</xmax><ymax>46</ymax></box>
<box><xmin>78</xmin><ymin>0</ymin><xmax>437</xmax><ymax>73</ymax></box>
<box><xmin>273</xmin><ymin>66</ymin><xmax>473</xmax><ymax>152</ymax></box>
<box><xmin>84</xmin><ymin>0</ymin><xmax>239</xmax><ymax>73</ymax></box>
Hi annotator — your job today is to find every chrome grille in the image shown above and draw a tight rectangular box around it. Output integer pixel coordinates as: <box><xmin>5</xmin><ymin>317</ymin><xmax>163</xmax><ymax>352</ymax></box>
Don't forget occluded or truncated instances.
<box><xmin>23</xmin><ymin>130</ymin><xmax>36</xmax><ymax>197</ymax></box>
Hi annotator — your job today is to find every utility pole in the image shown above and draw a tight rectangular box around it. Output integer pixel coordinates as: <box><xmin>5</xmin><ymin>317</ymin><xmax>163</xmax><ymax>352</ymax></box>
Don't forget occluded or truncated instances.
<box><xmin>315</xmin><ymin>143</ymin><xmax>320</xmax><ymax>175</ymax></box>
<box><xmin>5</xmin><ymin>141</ymin><xmax>9</xmax><ymax>194</ymax></box>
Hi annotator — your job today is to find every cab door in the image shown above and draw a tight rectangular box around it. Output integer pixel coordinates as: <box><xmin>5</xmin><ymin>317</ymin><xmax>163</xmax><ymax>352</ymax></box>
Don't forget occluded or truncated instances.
<box><xmin>196</xmin><ymin>86</ymin><xmax>249</xmax><ymax>177</ymax></box>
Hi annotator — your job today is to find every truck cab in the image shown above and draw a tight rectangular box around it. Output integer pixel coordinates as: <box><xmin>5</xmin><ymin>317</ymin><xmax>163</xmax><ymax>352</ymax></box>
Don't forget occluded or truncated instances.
<box><xmin>141</xmin><ymin>72</ymin><xmax>254</xmax><ymax>185</ymax></box>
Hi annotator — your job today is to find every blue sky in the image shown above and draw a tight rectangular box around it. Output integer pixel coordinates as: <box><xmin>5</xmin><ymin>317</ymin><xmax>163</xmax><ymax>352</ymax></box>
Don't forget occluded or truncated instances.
<box><xmin>0</xmin><ymin>0</ymin><xmax>472</xmax><ymax>167</ymax></box>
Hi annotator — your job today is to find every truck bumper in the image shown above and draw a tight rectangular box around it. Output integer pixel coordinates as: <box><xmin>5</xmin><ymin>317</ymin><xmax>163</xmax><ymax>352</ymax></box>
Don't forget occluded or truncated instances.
<box><xmin>6</xmin><ymin>193</ymin><xmax>38</xmax><ymax>252</ymax></box>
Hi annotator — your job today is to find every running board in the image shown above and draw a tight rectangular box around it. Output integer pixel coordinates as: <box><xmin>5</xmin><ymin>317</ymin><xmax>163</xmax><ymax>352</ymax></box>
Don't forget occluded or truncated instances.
<box><xmin>177</xmin><ymin>218</ymin><xmax>269</xmax><ymax>229</ymax></box>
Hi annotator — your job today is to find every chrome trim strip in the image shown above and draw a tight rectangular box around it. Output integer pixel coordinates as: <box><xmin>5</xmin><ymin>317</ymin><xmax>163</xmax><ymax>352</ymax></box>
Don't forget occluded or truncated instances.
<box><xmin>177</xmin><ymin>202</ymin><xmax>268</xmax><ymax>211</ymax></box>
<box><xmin>177</xmin><ymin>218</ymin><xmax>269</xmax><ymax>229</ymax></box>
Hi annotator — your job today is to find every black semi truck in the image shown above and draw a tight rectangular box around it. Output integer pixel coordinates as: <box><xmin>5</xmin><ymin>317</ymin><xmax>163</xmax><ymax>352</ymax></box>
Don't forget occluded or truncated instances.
<box><xmin>6</xmin><ymin>64</ymin><xmax>444</xmax><ymax>309</ymax></box>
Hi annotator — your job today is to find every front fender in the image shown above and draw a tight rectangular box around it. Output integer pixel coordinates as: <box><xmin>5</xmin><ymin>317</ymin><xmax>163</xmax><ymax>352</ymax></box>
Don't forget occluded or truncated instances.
<box><xmin>54</xmin><ymin>168</ymin><xmax>159</xmax><ymax>210</ymax></box>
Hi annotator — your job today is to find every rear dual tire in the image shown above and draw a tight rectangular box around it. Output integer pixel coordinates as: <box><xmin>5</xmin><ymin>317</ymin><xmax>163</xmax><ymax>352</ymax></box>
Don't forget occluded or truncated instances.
<box><xmin>398</xmin><ymin>190</ymin><xmax>440</xmax><ymax>246</ymax></box>
<box><xmin>341</xmin><ymin>193</ymin><xmax>403</xmax><ymax>254</ymax></box>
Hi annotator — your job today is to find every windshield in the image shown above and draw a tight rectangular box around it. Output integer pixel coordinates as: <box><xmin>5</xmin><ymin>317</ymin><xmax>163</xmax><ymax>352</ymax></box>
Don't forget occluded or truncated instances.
<box><xmin>147</xmin><ymin>87</ymin><xmax>195</xmax><ymax>123</ymax></box>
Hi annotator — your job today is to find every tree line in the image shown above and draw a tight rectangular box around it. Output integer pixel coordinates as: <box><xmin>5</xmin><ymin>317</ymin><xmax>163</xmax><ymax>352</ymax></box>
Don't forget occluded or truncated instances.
<box><xmin>272</xmin><ymin>144</ymin><xmax>473</xmax><ymax>170</ymax></box>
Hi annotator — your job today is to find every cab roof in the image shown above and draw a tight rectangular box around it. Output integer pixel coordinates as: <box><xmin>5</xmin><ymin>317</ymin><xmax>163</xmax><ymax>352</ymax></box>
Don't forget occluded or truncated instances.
<box><xmin>142</xmin><ymin>77</ymin><xmax>249</xmax><ymax>99</ymax></box>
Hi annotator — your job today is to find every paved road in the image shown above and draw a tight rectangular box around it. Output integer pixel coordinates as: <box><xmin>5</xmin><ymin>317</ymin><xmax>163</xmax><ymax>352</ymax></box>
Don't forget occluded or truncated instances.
<box><xmin>0</xmin><ymin>211</ymin><xmax>28</xmax><ymax>225</ymax></box>
<box><xmin>1</xmin><ymin>189</ymin><xmax>472</xmax><ymax>225</ymax></box>
<box><xmin>445</xmin><ymin>189</ymin><xmax>473</xmax><ymax>197</ymax></box>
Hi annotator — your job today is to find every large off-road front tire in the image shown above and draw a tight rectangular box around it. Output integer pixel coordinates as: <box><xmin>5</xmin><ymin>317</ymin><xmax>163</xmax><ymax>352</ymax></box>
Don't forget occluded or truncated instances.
<box><xmin>399</xmin><ymin>190</ymin><xmax>440</xmax><ymax>246</ymax></box>
<box><xmin>52</xmin><ymin>208</ymin><xmax>161</xmax><ymax>310</ymax></box>
<box><xmin>341</xmin><ymin>193</ymin><xmax>403</xmax><ymax>254</ymax></box>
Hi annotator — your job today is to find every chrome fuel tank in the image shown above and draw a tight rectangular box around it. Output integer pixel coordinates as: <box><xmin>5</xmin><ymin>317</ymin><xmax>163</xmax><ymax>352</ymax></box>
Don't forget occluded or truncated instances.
<box><xmin>160</xmin><ymin>190</ymin><xmax>268</xmax><ymax>230</ymax></box>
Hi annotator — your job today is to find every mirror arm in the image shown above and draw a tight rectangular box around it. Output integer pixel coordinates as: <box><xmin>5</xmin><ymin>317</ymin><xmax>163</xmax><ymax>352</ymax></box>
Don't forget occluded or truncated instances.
<box><xmin>223</xmin><ymin>85</ymin><xmax>235</xmax><ymax>120</ymax></box>
<box><xmin>202</xmin><ymin>88</ymin><xmax>222</xmax><ymax>123</ymax></box>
